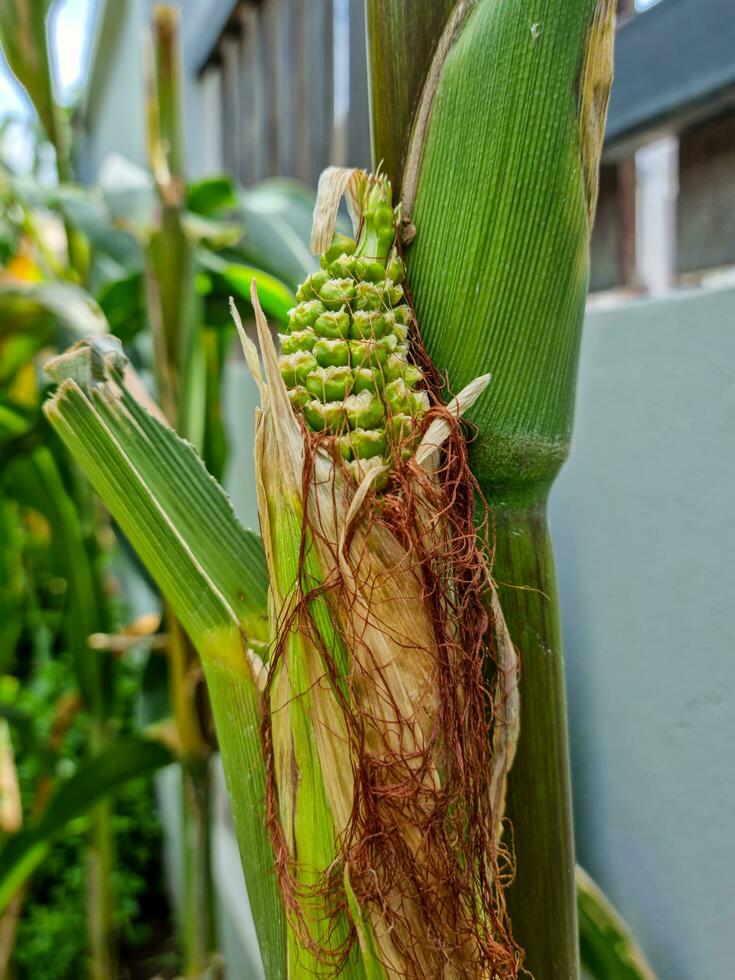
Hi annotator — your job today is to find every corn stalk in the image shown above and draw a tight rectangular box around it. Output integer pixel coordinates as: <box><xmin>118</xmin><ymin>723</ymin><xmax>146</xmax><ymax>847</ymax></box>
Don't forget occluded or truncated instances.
<box><xmin>144</xmin><ymin>8</ymin><xmax>217</xmax><ymax>973</ymax></box>
<box><xmin>367</xmin><ymin>1</ymin><xmax>615</xmax><ymax>976</ymax></box>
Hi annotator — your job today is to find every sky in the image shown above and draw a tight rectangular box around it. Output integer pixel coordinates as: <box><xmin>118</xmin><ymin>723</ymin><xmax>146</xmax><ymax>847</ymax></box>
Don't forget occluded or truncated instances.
<box><xmin>0</xmin><ymin>0</ymin><xmax>95</xmax><ymax>121</ymax></box>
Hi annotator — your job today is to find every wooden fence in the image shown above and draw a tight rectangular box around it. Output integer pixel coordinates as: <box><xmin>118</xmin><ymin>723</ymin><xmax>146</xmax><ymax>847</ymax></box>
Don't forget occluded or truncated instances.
<box><xmin>192</xmin><ymin>0</ymin><xmax>372</xmax><ymax>187</ymax></box>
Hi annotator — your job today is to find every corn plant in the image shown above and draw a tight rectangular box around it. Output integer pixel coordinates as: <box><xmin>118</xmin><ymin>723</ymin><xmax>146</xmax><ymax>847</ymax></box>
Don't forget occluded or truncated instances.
<box><xmin>41</xmin><ymin>1</ymin><xmax>659</xmax><ymax>978</ymax></box>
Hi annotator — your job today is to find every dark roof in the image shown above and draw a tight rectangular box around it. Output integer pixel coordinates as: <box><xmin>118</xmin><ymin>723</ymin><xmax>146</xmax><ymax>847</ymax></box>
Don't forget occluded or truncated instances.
<box><xmin>607</xmin><ymin>0</ymin><xmax>735</xmax><ymax>144</ymax></box>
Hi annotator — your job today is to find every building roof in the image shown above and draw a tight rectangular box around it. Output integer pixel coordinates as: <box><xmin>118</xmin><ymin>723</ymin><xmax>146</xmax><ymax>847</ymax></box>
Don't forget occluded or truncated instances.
<box><xmin>607</xmin><ymin>0</ymin><xmax>735</xmax><ymax>145</ymax></box>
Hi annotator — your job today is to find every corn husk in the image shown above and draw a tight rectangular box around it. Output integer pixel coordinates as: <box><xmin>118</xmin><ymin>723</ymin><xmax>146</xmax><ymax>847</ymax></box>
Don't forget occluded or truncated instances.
<box><xmin>235</xmin><ymin>172</ymin><xmax>520</xmax><ymax>979</ymax></box>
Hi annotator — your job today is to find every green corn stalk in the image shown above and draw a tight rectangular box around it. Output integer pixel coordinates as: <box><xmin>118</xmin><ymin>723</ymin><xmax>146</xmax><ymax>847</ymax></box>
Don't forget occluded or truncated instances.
<box><xmin>144</xmin><ymin>7</ymin><xmax>217</xmax><ymax>974</ymax></box>
<box><xmin>367</xmin><ymin>0</ymin><xmax>616</xmax><ymax>976</ymax></box>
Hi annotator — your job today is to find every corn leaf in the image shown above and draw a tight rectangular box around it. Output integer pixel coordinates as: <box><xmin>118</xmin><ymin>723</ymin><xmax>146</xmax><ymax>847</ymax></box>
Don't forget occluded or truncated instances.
<box><xmin>0</xmin><ymin>281</ymin><xmax>107</xmax><ymax>341</ymax></box>
<box><xmin>43</xmin><ymin>338</ymin><xmax>286</xmax><ymax>978</ymax></box>
<box><xmin>4</xmin><ymin>447</ymin><xmax>111</xmax><ymax>715</ymax></box>
<box><xmin>197</xmin><ymin>248</ymin><xmax>296</xmax><ymax>326</ymax></box>
<box><xmin>0</xmin><ymin>1</ymin><xmax>65</xmax><ymax>171</ymax></box>
<box><xmin>577</xmin><ymin>867</ymin><xmax>658</xmax><ymax>980</ymax></box>
<box><xmin>237</xmin><ymin>180</ymin><xmax>321</xmax><ymax>289</ymax></box>
<box><xmin>0</xmin><ymin>736</ymin><xmax>172</xmax><ymax>914</ymax></box>
<box><xmin>186</xmin><ymin>175</ymin><xmax>239</xmax><ymax>216</ymax></box>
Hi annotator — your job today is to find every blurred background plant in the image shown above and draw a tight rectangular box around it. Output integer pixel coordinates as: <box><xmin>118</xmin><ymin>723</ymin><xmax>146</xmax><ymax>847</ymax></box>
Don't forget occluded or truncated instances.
<box><xmin>0</xmin><ymin>1</ymin><xmax>316</xmax><ymax>976</ymax></box>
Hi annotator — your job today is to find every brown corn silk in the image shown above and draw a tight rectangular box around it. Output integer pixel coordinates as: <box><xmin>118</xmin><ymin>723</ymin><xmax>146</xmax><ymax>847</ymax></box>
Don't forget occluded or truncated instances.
<box><xmin>238</xmin><ymin>171</ymin><xmax>521</xmax><ymax>979</ymax></box>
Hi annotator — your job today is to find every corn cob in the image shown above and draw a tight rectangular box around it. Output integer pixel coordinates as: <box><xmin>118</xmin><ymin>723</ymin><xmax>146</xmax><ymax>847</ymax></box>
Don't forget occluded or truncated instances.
<box><xmin>278</xmin><ymin>174</ymin><xmax>428</xmax><ymax>486</ymax></box>
<box><xmin>235</xmin><ymin>169</ymin><xmax>520</xmax><ymax>979</ymax></box>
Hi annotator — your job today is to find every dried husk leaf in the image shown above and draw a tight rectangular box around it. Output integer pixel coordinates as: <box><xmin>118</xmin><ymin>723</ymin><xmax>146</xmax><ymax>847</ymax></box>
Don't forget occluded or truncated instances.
<box><xmin>244</xmin><ymin>277</ymin><xmax>519</xmax><ymax>978</ymax></box>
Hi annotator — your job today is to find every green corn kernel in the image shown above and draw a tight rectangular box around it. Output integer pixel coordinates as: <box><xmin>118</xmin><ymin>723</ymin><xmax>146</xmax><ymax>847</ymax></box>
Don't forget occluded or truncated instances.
<box><xmin>336</xmin><ymin>435</ymin><xmax>353</xmax><ymax>461</ymax></box>
<box><xmin>389</xmin><ymin>413</ymin><xmax>414</xmax><ymax>443</ymax></box>
<box><xmin>386</xmin><ymin>282</ymin><xmax>404</xmax><ymax>306</ymax></box>
<box><xmin>319</xmin><ymin>278</ymin><xmax>356</xmax><ymax>310</ymax></box>
<box><xmin>350</xmin><ymin>428</ymin><xmax>386</xmax><ymax>460</ymax></box>
<box><xmin>288</xmin><ymin>386</ymin><xmax>312</xmax><ymax>410</ymax></box>
<box><xmin>383</xmin><ymin>355</ymin><xmax>423</xmax><ymax>385</ymax></box>
<box><xmin>349</xmin><ymin>310</ymin><xmax>388</xmax><ymax>340</ymax></box>
<box><xmin>321</xmin><ymin>232</ymin><xmax>357</xmax><ymax>267</ymax></box>
<box><xmin>385</xmin><ymin>378</ymin><xmax>414</xmax><ymax>415</ymax></box>
<box><xmin>386</xmin><ymin>250</ymin><xmax>405</xmax><ymax>284</ymax></box>
<box><xmin>403</xmin><ymin>363</ymin><xmax>423</xmax><ymax>387</ymax></box>
<box><xmin>313</xmin><ymin>307</ymin><xmax>351</xmax><ymax>339</ymax></box>
<box><xmin>313</xmin><ymin>338</ymin><xmax>350</xmax><ymax>367</ymax></box>
<box><xmin>288</xmin><ymin>299</ymin><xmax>326</xmax><ymax>331</ymax></box>
<box><xmin>382</xmin><ymin>354</ymin><xmax>407</xmax><ymax>383</ymax></box>
<box><xmin>280</xmin><ymin>351</ymin><xmax>318</xmax><ymax>387</ymax></box>
<box><xmin>392</xmin><ymin>305</ymin><xmax>412</xmax><ymax>326</ymax></box>
<box><xmin>344</xmin><ymin>390</ymin><xmax>385</xmax><ymax>430</ymax></box>
<box><xmin>354</xmin><ymin>281</ymin><xmax>382</xmax><ymax>311</ymax></box>
<box><xmin>303</xmin><ymin>399</ymin><xmax>346</xmax><ymax>433</ymax></box>
<box><xmin>329</xmin><ymin>253</ymin><xmax>357</xmax><ymax>278</ymax></box>
<box><xmin>354</xmin><ymin>256</ymin><xmax>386</xmax><ymax>283</ymax></box>
<box><xmin>280</xmin><ymin>330</ymin><xmax>316</xmax><ymax>355</ymax></box>
<box><xmin>305</xmin><ymin>365</ymin><xmax>353</xmax><ymax>402</ymax></box>
<box><xmin>349</xmin><ymin>335</ymin><xmax>396</xmax><ymax>368</ymax></box>
<box><xmin>296</xmin><ymin>270</ymin><xmax>328</xmax><ymax>302</ymax></box>
<box><xmin>352</xmin><ymin>367</ymin><xmax>380</xmax><ymax>394</ymax></box>
<box><xmin>413</xmin><ymin>390</ymin><xmax>430</xmax><ymax>415</ymax></box>
<box><xmin>392</xmin><ymin>323</ymin><xmax>409</xmax><ymax>344</ymax></box>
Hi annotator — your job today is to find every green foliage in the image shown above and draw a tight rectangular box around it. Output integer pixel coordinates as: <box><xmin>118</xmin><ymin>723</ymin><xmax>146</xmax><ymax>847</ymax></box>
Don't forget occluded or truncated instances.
<box><xmin>577</xmin><ymin>867</ymin><xmax>657</xmax><ymax>980</ymax></box>
<box><xmin>9</xmin><ymin>653</ymin><xmax>177</xmax><ymax>980</ymax></box>
<box><xmin>0</xmin><ymin>1</ymin><xmax>68</xmax><ymax>178</ymax></box>
<box><xmin>45</xmin><ymin>339</ymin><xmax>285</xmax><ymax>979</ymax></box>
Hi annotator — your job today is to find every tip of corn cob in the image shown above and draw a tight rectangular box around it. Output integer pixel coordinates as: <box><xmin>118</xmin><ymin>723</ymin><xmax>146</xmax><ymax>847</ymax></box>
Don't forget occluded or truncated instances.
<box><xmin>279</xmin><ymin>174</ymin><xmax>428</xmax><ymax>486</ymax></box>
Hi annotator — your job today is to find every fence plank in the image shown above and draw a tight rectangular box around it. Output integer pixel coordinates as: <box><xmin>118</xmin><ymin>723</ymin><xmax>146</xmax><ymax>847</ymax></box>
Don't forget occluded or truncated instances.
<box><xmin>305</xmin><ymin>0</ymin><xmax>335</xmax><ymax>183</ymax></box>
<box><xmin>221</xmin><ymin>34</ymin><xmax>241</xmax><ymax>177</ymax></box>
<box><xmin>347</xmin><ymin>0</ymin><xmax>371</xmax><ymax>170</ymax></box>
<box><xmin>258</xmin><ymin>0</ymin><xmax>280</xmax><ymax>177</ymax></box>
<box><xmin>275</xmin><ymin>0</ymin><xmax>296</xmax><ymax>176</ymax></box>
<box><xmin>236</xmin><ymin>3</ymin><xmax>259</xmax><ymax>185</ymax></box>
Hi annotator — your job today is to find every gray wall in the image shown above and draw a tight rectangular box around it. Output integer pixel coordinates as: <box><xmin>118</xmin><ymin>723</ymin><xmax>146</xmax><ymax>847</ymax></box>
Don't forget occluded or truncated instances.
<box><xmin>551</xmin><ymin>284</ymin><xmax>735</xmax><ymax>980</ymax></box>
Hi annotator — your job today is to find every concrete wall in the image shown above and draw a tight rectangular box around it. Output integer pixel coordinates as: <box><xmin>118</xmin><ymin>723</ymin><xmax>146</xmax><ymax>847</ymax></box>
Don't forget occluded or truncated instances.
<box><xmin>551</xmin><ymin>283</ymin><xmax>735</xmax><ymax>980</ymax></box>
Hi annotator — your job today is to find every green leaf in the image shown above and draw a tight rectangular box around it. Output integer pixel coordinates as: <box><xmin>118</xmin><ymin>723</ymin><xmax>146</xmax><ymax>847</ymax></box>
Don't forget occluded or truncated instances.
<box><xmin>182</xmin><ymin>211</ymin><xmax>242</xmax><ymax>249</ymax></box>
<box><xmin>44</xmin><ymin>338</ymin><xmax>286</xmax><ymax>978</ymax></box>
<box><xmin>55</xmin><ymin>185</ymin><xmax>142</xmax><ymax>275</ymax></box>
<box><xmin>0</xmin><ymin>1</ymin><xmax>66</xmax><ymax>173</ymax></box>
<box><xmin>98</xmin><ymin>155</ymin><xmax>156</xmax><ymax>230</ymax></box>
<box><xmin>5</xmin><ymin>447</ymin><xmax>111</xmax><ymax>714</ymax></box>
<box><xmin>187</xmin><ymin>175</ymin><xmax>238</xmax><ymax>216</ymax></box>
<box><xmin>0</xmin><ymin>736</ymin><xmax>172</xmax><ymax>913</ymax></box>
<box><xmin>44</xmin><ymin>339</ymin><xmax>268</xmax><ymax>643</ymax></box>
<box><xmin>198</xmin><ymin>248</ymin><xmax>296</xmax><ymax>326</ymax></box>
<box><xmin>96</xmin><ymin>272</ymin><xmax>146</xmax><ymax>343</ymax></box>
<box><xmin>577</xmin><ymin>866</ymin><xmax>657</xmax><ymax>980</ymax></box>
<box><xmin>237</xmin><ymin>179</ymin><xmax>319</xmax><ymax>290</ymax></box>
<box><xmin>0</xmin><ymin>281</ymin><xmax>108</xmax><ymax>343</ymax></box>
